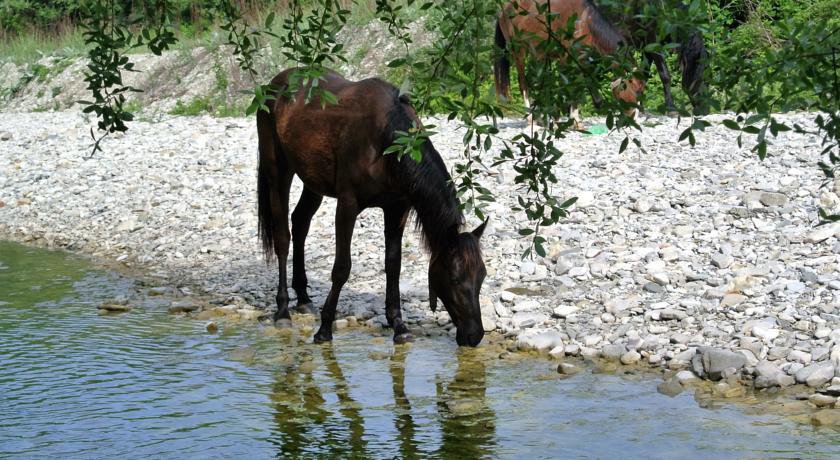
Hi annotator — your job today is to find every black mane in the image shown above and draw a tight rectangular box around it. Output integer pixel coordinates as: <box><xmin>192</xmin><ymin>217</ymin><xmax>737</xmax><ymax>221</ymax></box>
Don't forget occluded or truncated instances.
<box><xmin>582</xmin><ymin>0</ymin><xmax>627</xmax><ymax>53</ymax></box>
<box><xmin>382</xmin><ymin>92</ymin><xmax>465</xmax><ymax>256</ymax></box>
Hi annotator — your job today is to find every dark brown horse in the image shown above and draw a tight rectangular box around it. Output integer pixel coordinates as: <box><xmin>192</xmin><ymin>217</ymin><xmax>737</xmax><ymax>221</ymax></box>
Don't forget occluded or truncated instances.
<box><xmin>494</xmin><ymin>0</ymin><xmax>646</xmax><ymax>128</ymax></box>
<box><xmin>600</xmin><ymin>0</ymin><xmax>707</xmax><ymax>113</ymax></box>
<box><xmin>257</xmin><ymin>68</ymin><xmax>487</xmax><ymax>347</ymax></box>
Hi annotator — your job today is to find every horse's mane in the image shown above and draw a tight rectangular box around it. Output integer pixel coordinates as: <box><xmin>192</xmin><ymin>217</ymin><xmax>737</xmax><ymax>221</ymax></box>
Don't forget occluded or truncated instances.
<box><xmin>581</xmin><ymin>0</ymin><xmax>627</xmax><ymax>53</ymax></box>
<box><xmin>382</xmin><ymin>90</ymin><xmax>465</xmax><ymax>256</ymax></box>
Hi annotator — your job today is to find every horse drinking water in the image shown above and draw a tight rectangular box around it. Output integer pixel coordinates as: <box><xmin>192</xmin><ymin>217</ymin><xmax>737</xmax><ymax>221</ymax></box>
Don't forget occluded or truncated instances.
<box><xmin>494</xmin><ymin>0</ymin><xmax>646</xmax><ymax>128</ymax></box>
<box><xmin>257</xmin><ymin>68</ymin><xmax>487</xmax><ymax>347</ymax></box>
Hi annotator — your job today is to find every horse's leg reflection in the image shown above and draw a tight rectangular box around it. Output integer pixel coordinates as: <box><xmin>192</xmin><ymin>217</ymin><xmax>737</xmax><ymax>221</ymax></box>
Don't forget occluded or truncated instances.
<box><xmin>435</xmin><ymin>349</ymin><xmax>497</xmax><ymax>457</ymax></box>
<box><xmin>390</xmin><ymin>346</ymin><xmax>418</xmax><ymax>459</ymax></box>
<box><xmin>320</xmin><ymin>346</ymin><xmax>367</xmax><ymax>456</ymax></box>
<box><xmin>270</xmin><ymin>346</ymin><xmax>327</xmax><ymax>457</ymax></box>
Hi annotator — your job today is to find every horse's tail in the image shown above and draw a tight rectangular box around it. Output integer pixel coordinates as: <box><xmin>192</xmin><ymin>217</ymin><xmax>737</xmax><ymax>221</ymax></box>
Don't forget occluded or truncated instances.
<box><xmin>493</xmin><ymin>19</ymin><xmax>511</xmax><ymax>101</ymax></box>
<box><xmin>679</xmin><ymin>31</ymin><xmax>708</xmax><ymax>114</ymax></box>
<box><xmin>257</xmin><ymin>106</ymin><xmax>280</xmax><ymax>261</ymax></box>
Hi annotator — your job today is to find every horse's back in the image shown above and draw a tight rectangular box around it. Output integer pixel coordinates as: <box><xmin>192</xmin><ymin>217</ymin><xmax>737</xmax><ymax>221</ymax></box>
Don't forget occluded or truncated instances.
<box><xmin>500</xmin><ymin>0</ymin><xmax>603</xmax><ymax>51</ymax></box>
<box><xmin>267</xmin><ymin>69</ymin><xmax>402</xmax><ymax>200</ymax></box>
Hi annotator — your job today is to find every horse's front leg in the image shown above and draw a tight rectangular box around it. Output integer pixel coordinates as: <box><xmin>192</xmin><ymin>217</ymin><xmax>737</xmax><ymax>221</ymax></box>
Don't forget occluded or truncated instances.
<box><xmin>313</xmin><ymin>198</ymin><xmax>359</xmax><ymax>343</ymax></box>
<box><xmin>384</xmin><ymin>203</ymin><xmax>412</xmax><ymax>344</ymax></box>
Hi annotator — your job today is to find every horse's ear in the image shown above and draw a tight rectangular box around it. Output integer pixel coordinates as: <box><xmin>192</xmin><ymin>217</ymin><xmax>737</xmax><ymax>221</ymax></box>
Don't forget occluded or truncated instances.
<box><xmin>472</xmin><ymin>218</ymin><xmax>489</xmax><ymax>239</ymax></box>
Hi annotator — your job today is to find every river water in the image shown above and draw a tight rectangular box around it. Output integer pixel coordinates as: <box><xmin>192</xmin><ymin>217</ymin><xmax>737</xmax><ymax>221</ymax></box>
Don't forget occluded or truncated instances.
<box><xmin>1</xmin><ymin>241</ymin><xmax>838</xmax><ymax>458</ymax></box>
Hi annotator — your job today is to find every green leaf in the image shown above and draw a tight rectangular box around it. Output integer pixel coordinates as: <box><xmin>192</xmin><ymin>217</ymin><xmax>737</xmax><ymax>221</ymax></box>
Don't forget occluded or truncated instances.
<box><xmin>722</xmin><ymin>119</ymin><xmax>740</xmax><ymax>130</ymax></box>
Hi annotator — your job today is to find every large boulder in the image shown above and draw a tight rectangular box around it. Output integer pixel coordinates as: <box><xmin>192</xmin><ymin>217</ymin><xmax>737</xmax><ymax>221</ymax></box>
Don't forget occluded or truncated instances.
<box><xmin>693</xmin><ymin>347</ymin><xmax>747</xmax><ymax>381</ymax></box>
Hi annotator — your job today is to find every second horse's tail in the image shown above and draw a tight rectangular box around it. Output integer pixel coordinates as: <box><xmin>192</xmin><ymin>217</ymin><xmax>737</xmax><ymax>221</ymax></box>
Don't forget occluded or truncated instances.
<box><xmin>493</xmin><ymin>19</ymin><xmax>511</xmax><ymax>101</ymax></box>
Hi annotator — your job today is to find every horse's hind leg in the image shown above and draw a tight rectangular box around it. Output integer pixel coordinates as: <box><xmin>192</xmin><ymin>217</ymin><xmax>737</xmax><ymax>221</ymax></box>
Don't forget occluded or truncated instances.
<box><xmin>511</xmin><ymin>49</ymin><xmax>532</xmax><ymax>124</ymax></box>
<box><xmin>271</xmin><ymin>171</ymin><xmax>295</xmax><ymax>327</ymax></box>
<box><xmin>291</xmin><ymin>187</ymin><xmax>323</xmax><ymax>314</ymax></box>
<box><xmin>314</xmin><ymin>197</ymin><xmax>359</xmax><ymax>343</ymax></box>
<box><xmin>384</xmin><ymin>202</ymin><xmax>412</xmax><ymax>344</ymax></box>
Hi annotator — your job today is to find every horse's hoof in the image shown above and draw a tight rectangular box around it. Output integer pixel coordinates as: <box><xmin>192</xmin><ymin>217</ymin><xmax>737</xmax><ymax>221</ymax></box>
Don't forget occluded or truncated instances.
<box><xmin>274</xmin><ymin>318</ymin><xmax>293</xmax><ymax>329</ymax></box>
<box><xmin>394</xmin><ymin>332</ymin><xmax>414</xmax><ymax>344</ymax></box>
<box><xmin>295</xmin><ymin>302</ymin><xmax>314</xmax><ymax>315</ymax></box>
<box><xmin>313</xmin><ymin>330</ymin><xmax>332</xmax><ymax>343</ymax></box>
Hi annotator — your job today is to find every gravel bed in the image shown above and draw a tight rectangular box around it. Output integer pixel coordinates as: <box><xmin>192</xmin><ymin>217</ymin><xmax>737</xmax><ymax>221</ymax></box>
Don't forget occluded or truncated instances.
<box><xmin>1</xmin><ymin>110</ymin><xmax>839</xmax><ymax>394</ymax></box>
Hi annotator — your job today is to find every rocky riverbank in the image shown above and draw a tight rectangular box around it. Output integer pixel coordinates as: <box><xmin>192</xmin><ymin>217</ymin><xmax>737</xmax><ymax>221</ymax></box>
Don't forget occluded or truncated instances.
<box><xmin>1</xmin><ymin>110</ymin><xmax>840</xmax><ymax>405</ymax></box>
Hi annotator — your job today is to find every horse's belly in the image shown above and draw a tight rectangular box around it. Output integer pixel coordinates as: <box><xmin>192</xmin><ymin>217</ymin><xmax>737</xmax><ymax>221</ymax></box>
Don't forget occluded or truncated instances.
<box><xmin>293</xmin><ymin>162</ymin><xmax>338</xmax><ymax>197</ymax></box>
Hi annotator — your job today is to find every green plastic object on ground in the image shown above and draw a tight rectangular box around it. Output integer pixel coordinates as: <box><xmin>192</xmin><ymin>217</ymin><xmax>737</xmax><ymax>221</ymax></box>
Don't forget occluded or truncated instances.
<box><xmin>584</xmin><ymin>124</ymin><xmax>608</xmax><ymax>135</ymax></box>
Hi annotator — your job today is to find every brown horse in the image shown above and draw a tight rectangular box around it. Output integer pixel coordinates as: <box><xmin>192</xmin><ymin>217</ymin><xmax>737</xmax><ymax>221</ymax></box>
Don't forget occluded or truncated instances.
<box><xmin>257</xmin><ymin>68</ymin><xmax>488</xmax><ymax>347</ymax></box>
<box><xmin>494</xmin><ymin>0</ymin><xmax>645</xmax><ymax>127</ymax></box>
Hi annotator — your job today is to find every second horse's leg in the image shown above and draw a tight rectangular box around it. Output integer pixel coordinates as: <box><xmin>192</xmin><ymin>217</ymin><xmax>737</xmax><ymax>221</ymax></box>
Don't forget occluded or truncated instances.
<box><xmin>384</xmin><ymin>203</ymin><xmax>412</xmax><ymax>344</ymax></box>
<box><xmin>648</xmin><ymin>52</ymin><xmax>675</xmax><ymax>114</ymax></box>
<box><xmin>291</xmin><ymin>187</ymin><xmax>323</xmax><ymax>314</ymax></box>
<box><xmin>313</xmin><ymin>198</ymin><xmax>358</xmax><ymax>343</ymax></box>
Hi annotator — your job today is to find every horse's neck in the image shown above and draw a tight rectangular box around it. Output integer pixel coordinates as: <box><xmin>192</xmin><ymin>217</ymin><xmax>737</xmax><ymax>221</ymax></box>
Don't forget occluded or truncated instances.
<box><xmin>402</xmin><ymin>148</ymin><xmax>463</xmax><ymax>255</ymax></box>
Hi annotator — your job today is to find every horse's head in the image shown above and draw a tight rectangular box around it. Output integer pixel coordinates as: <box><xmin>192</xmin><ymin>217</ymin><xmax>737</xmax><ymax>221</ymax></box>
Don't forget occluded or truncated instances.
<box><xmin>611</xmin><ymin>76</ymin><xmax>645</xmax><ymax>118</ymax></box>
<box><xmin>428</xmin><ymin>220</ymin><xmax>488</xmax><ymax>347</ymax></box>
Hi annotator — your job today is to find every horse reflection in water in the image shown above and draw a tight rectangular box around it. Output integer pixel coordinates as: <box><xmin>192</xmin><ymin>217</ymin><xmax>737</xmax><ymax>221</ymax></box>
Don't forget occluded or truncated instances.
<box><xmin>435</xmin><ymin>348</ymin><xmax>497</xmax><ymax>458</ymax></box>
<box><xmin>268</xmin><ymin>341</ymin><xmax>496</xmax><ymax>458</ymax></box>
<box><xmin>269</xmin><ymin>343</ymin><xmax>367</xmax><ymax>458</ymax></box>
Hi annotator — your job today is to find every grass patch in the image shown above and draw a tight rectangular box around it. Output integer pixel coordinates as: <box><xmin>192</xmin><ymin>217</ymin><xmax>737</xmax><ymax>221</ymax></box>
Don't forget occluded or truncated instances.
<box><xmin>0</xmin><ymin>29</ymin><xmax>87</xmax><ymax>64</ymax></box>
<box><xmin>169</xmin><ymin>95</ymin><xmax>246</xmax><ymax>117</ymax></box>
<box><xmin>170</xmin><ymin>97</ymin><xmax>212</xmax><ymax>116</ymax></box>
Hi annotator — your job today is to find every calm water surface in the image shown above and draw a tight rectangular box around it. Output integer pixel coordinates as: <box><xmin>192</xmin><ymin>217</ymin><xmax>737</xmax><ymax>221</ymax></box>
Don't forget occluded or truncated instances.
<box><xmin>1</xmin><ymin>241</ymin><xmax>839</xmax><ymax>459</ymax></box>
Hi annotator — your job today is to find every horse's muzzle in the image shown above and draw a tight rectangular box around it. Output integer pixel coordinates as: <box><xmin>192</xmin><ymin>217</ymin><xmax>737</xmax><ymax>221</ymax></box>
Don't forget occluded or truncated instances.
<box><xmin>456</xmin><ymin>326</ymin><xmax>484</xmax><ymax>347</ymax></box>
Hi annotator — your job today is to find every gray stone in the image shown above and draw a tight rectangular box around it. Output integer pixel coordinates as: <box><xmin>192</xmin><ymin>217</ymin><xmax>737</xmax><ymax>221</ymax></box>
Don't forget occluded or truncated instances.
<box><xmin>511</xmin><ymin>312</ymin><xmax>547</xmax><ymax>329</ymax></box>
<box><xmin>602</xmin><ymin>344</ymin><xmax>627</xmax><ymax>361</ymax></box>
<box><xmin>517</xmin><ymin>330</ymin><xmax>564</xmax><ymax>351</ymax></box>
<box><xmin>657</xmin><ymin>379</ymin><xmax>684</xmax><ymax>396</ymax></box>
<box><xmin>805</xmin><ymin>223</ymin><xmax>840</xmax><ymax>243</ymax></box>
<box><xmin>620</xmin><ymin>350</ymin><xmax>641</xmax><ymax>365</ymax></box>
<box><xmin>660</xmin><ymin>309</ymin><xmax>687</xmax><ymax>321</ymax></box>
<box><xmin>643</xmin><ymin>282</ymin><xmax>664</xmax><ymax>293</ymax></box>
<box><xmin>811</xmin><ymin>410</ymin><xmax>840</xmax><ymax>426</ymax></box>
<box><xmin>720</xmin><ymin>293</ymin><xmax>748</xmax><ymax>308</ymax></box>
<box><xmin>519</xmin><ymin>261</ymin><xmax>536</xmax><ymax>276</ymax></box>
<box><xmin>548</xmin><ymin>345</ymin><xmax>565</xmax><ymax>359</ymax></box>
<box><xmin>557</xmin><ymin>362</ymin><xmax>581</xmax><ymax>375</ymax></box>
<box><xmin>767</xmin><ymin>346</ymin><xmax>791</xmax><ymax>360</ymax></box>
<box><xmin>752</xmin><ymin>323</ymin><xmax>781</xmax><ymax>342</ymax></box>
<box><xmin>711</xmin><ymin>253</ymin><xmax>733</xmax><ymax>269</ymax></box>
<box><xmin>795</xmin><ymin>362</ymin><xmax>835</xmax><ymax>387</ymax></box>
<box><xmin>696</xmin><ymin>348</ymin><xmax>747</xmax><ymax>381</ymax></box>
<box><xmin>788</xmin><ymin>349</ymin><xmax>812</xmax><ymax>364</ymax></box>
<box><xmin>809</xmin><ymin>394</ymin><xmax>837</xmax><ymax>408</ymax></box>
<box><xmin>167</xmin><ymin>300</ymin><xmax>200</xmax><ymax>314</ymax></box>
<box><xmin>675</xmin><ymin>370</ymin><xmax>699</xmax><ymax>384</ymax></box>
<box><xmin>755</xmin><ymin>360</ymin><xmax>795</xmax><ymax>389</ymax></box>
<box><xmin>759</xmin><ymin>192</ymin><xmax>789</xmax><ymax>207</ymax></box>
<box><xmin>552</xmin><ymin>305</ymin><xmax>579</xmax><ymax>318</ymax></box>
